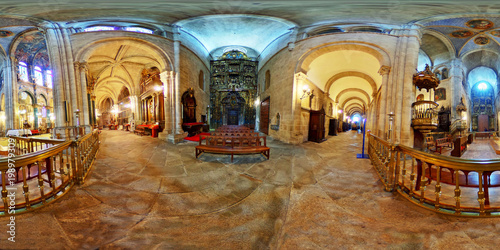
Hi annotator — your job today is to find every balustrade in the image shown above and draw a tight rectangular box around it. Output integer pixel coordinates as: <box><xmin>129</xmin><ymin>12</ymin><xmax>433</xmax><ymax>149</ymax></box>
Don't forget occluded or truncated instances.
<box><xmin>0</xmin><ymin>130</ymin><xmax>99</xmax><ymax>216</ymax></box>
<box><xmin>369</xmin><ymin>133</ymin><xmax>500</xmax><ymax>216</ymax></box>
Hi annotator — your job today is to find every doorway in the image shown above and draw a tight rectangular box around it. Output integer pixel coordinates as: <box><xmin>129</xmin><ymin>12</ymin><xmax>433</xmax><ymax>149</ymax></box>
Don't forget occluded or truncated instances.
<box><xmin>227</xmin><ymin>108</ymin><xmax>239</xmax><ymax>125</ymax></box>
<box><xmin>260</xmin><ymin>97</ymin><xmax>270</xmax><ymax>134</ymax></box>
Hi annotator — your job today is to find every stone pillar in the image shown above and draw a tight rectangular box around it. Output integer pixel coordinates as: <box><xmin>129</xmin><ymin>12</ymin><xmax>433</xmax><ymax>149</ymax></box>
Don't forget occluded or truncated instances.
<box><xmin>159</xmin><ymin>71</ymin><xmax>172</xmax><ymax>137</ymax></box>
<box><xmin>377</xmin><ymin>65</ymin><xmax>391</xmax><ymax>138</ymax></box>
<box><xmin>74</xmin><ymin>61</ymin><xmax>90</xmax><ymax>126</ymax></box>
<box><xmin>449</xmin><ymin>58</ymin><xmax>463</xmax><ymax>120</ymax></box>
<box><xmin>5</xmin><ymin>58</ymin><xmax>15</xmax><ymax>130</ymax></box>
<box><xmin>40</xmin><ymin>22</ymin><xmax>69</xmax><ymax>127</ymax></box>
<box><xmin>167</xmin><ymin>26</ymin><xmax>186</xmax><ymax>143</ymax></box>
<box><xmin>400</xmin><ymin>27</ymin><xmax>421</xmax><ymax>146</ymax></box>
<box><xmin>387</xmin><ymin>26</ymin><xmax>421</xmax><ymax>146</ymax></box>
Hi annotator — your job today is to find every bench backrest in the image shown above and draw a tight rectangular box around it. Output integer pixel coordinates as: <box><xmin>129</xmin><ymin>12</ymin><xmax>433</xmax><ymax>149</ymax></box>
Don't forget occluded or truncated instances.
<box><xmin>211</xmin><ymin>132</ymin><xmax>259</xmax><ymax>137</ymax></box>
<box><xmin>200</xmin><ymin>135</ymin><xmax>267</xmax><ymax>147</ymax></box>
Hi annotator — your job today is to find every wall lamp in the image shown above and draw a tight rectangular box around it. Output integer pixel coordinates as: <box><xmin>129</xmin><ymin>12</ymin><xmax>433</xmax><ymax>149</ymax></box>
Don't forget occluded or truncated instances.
<box><xmin>300</xmin><ymin>85</ymin><xmax>314</xmax><ymax>100</ymax></box>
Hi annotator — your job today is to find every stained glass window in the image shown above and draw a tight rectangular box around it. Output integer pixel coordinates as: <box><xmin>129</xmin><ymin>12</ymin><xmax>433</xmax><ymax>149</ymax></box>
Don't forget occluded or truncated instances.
<box><xmin>34</xmin><ymin>66</ymin><xmax>43</xmax><ymax>86</ymax></box>
<box><xmin>45</xmin><ymin>70</ymin><xmax>53</xmax><ymax>88</ymax></box>
<box><xmin>124</xmin><ymin>27</ymin><xmax>153</xmax><ymax>34</ymax></box>
<box><xmin>84</xmin><ymin>26</ymin><xmax>115</xmax><ymax>32</ymax></box>
<box><xmin>18</xmin><ymin>62</ymin><xmax>28</xmax><ymax>82</ymax></box>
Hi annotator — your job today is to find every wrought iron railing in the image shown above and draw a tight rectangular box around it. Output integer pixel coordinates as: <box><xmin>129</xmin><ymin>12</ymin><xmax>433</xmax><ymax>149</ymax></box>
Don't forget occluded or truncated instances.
<box><xmin>369</xmin><ymin>133</ymin><xmax>500</xmax><ymax>217</ymax></box>
<box><xmin>0</xmin><ymin>130</ymin><xmax>100</xmax><ymax>216</ymax></box>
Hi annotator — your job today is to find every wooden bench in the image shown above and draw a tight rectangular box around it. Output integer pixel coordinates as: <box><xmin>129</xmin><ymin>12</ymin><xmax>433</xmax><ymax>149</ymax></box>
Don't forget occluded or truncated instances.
<box><xmin>134</xmin><ymin>126</ymin><xmax>145</xmax><ymax>136</ymax></box>
<box><xmin>195</xmin><ymin>135</ymin><xmax>270</xmax><ymax>162</ymax></box>
<box><xmin>425</xmin><ymin>136</ymin><xmax>436</xmax><ymax>152</ymax></box>
<box><xmin>475</xmin><ymin>132</ymin><xmax>492</xmax><ymax>139</ymax></box>
<box><xmin>211</xmin><ymin>132</ymin><xmax>260</xmax><ymax>137</ymax></box>
<box><xmin>435</xmin><ymin>137</ymin><xmax>453</xmax><ymax>154</ymax></box>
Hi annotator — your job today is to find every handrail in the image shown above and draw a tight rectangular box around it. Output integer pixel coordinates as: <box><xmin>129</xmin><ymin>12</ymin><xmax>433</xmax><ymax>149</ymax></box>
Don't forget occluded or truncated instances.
<box><xmin>0</xmin><ymin>130</ymin><xmax>100</xmax><ymax>216</ymax></box>
<box><xmin>368</xmin><ymin>132</ymin><xmax>500</xmax><ymax>216</ymax></box>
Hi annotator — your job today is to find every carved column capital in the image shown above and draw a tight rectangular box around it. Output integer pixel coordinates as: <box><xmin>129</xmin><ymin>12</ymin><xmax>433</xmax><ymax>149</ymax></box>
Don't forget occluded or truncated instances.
<box><xmin>378</xmin><ymin>65</ymin><xmax>391</xmax><ymax>76</ymax></box>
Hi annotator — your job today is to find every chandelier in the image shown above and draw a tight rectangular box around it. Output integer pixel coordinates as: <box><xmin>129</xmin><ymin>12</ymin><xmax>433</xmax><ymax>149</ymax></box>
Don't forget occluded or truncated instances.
<box><xmin>412</xmin><ymin>64</ymin><xmax>440</xmax><ymax>91</ymax></box>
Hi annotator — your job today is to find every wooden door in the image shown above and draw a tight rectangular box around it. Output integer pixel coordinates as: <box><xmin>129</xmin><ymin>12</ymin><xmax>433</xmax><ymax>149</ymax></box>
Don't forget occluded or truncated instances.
<box><xmin>479</xmin><ymin>114</ymin><xmax>489</xmax><ymax>131</ymax></box>
<box><xmin>260</xmin><ymin>97</ymin><xmax>270</xmax><ymax>134</ymax></box>
<box><xmin>227</xmin><ymin>109</ymin><xmax>239</xmax><ymax>125</ymax></box>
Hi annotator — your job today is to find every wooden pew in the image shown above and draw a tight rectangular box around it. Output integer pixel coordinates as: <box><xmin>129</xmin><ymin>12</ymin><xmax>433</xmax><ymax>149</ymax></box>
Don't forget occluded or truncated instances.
<box><xmin>435</xmin><ymin>137</ymin><xmax>453</xmax><ymax>154</ymax></box>
<box><xmin>195</xmin><ymin>135</ymin><xmax>270</xmax><ymax>162</ymax></box>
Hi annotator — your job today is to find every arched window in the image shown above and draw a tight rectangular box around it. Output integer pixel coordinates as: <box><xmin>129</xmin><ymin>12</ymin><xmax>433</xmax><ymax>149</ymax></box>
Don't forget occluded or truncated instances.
<box><xmin>84</xmin><ymin>26</ymin><xmax>115</xmax><ymax>32</ymax></box>
<box><xmin>34</xmin><ymin>66</ymin><xmax>43</xmax><ymax>86</ymax></box>
<box><xmin>199</xmin><ymin>70</ymin><xmax>204</xmax><ymax>91</ymax></box>
<box><xmin>18</xmin><ymin>62</ymin><xmax>28</xmax><ymax>82</ymax></box>
<box><xmin>265</xmin><ymin>70</ymin><xmax>271</xmax><ymax>90</ymax></box>
<box><xmin>45</xmin><ymin>70</ymin><xmax>53</xmax><ymax>88</ymax></box>
<box><xmin>124</xmin><ymin>27</ymin><xmax>153</xmax><ymax>34</ymax></box>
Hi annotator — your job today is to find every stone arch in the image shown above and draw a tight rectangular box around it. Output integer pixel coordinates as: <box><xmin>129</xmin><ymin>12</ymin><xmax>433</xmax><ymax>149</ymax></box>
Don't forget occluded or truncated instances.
<box><xmin>421</xmin><ymin>29</ymin><xmax>456</xmax><ymax>59</ymax></box>
<box><xmin>295</xmin><ymin>41</ymin><xmax>391</xmax><ymax>73</ymax></box>
<box><xmin>347</xmin><ymin>108</ymin><xmax>364</xmax><ymax>116</ymax></box>
<box><xmin>335</xmin><ymin>88</ymin><xmax>371</xmax><ymax>103</ymax></box>
<box><xmin>326</xmin><ymin>71</ymin><xmax>378</xmax><ymax>96</ymax></box>
<box><xmin>74</xmin><ymin>37</ymin><xmax>173</xmax><ymax>72</ymax></box>
<box><xmin>345</xmin><ymin>102</ymin><xmax>364</xmax><ymax>112</ymax></box>
<box><xmin>345</xmin><ymin>104</ymin><xmax>364</xmax><ymax>115</ymax></box>
<box><xmin>341</xmin><ymin>96</ymin><xmax>367</xmax><ymax>108</ymax></box>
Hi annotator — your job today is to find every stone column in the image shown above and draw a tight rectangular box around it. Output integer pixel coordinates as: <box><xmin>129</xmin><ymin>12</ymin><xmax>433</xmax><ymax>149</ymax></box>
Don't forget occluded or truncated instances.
<box><xmin>377</xmin><ymin>65</ymin><xmax>391</xmax><ymax>138</ymax></box>
<box><xmin>74</xmin><ymin>61</ymin><xmax>90</xmax><ymax>126</ymax></box>
<box><xmin>5</xmin><ymin>58</ymin><xmax>15</xmax><ymax>130</ymax></box>
<box><xmin>449</xmin><ymin>58</ymin><xmax>463</xmax><ymax>120</ymax></box>
<box><xmin>387</xmin><ymin>25</ymin><xmax>421</xmax><ymax>146</ymax></box>
<box><xmin>40</xmin><ymin>22</ymin><xmax>69</xmax><ymax>127</ymax></box>
<box><xmin>400</xmin><ymin>27</ymin><xmax>421</xmax><ymax>146</ymax></box>
<box><xmin>159</xmin><ymin>71</ymin><xmax>172</xmax><ymax>136</ymax></box>
<box><xmin>167</xmin><ymin>26</ymin><xmax>186</xmax><ymax>143</ymax></box>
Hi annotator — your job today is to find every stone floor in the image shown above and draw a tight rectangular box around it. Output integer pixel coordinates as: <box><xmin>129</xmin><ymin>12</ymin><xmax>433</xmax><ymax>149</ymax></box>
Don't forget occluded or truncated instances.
<box><xmin>2</xmin><ymin>130</ymin><xmax>500</xmax><ymax>249</ymax></box>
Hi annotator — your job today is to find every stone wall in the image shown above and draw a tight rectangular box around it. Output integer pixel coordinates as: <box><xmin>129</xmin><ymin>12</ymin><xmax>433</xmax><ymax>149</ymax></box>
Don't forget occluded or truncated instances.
<box><xmin>179</xmin><ymin>46</ymin><xmax>210</xmax><ymax>124</ymax></box>
<box><xmin>257</xmin><ymin>32</ymin><xmax>399</xmax><ymax>144</ymax></box>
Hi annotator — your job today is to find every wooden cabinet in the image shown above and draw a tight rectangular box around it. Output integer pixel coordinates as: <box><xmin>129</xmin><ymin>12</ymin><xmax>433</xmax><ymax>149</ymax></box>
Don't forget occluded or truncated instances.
<box><xmin>308</xmin><ymin>108</ymin><xmax>326</xmax><ymax>143</ymax></box>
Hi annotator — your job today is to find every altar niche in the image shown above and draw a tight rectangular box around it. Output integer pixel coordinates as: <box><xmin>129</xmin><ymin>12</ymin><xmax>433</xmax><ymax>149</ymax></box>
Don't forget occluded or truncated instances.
<box><xmin>139</xmin><ymin>67</ymin><xmax>165</xmax><ymax>129</ymax></box>
<box><xmin>181</xmin><ymin>88</ymin><xmax>196</xmax><ymax>124</ymax></box>
<box><xmin>209</xmin><ymin>50</ymin><xmax>258</xmax><ymax>129</ymax></box>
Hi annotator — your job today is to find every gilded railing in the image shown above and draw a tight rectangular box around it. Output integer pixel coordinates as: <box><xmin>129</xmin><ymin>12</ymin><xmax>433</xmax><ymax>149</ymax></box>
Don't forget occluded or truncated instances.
<box><xmin>369</xmin><ymin>133</ymin><xmax>500</xmax><ymax>217</ymax></box>
<box><xmin>0</xmin><ymin>130</ymin><xmax>100</xmax><ymax>216</ymax></box>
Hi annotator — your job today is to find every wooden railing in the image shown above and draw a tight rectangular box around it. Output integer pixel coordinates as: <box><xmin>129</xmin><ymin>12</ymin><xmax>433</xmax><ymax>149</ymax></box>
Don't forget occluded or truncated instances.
<box><xmin>9</xmin><ymin>136</ymin><xmax>66</xmax><ymax>156</ymax></box>
<box><xmin>0</xmin><ymin>130</ymin><xmax>100</xmax><ymax>216</ymax></box>
<box><xmin>52</xmin><ymin>125</ymin><xmax>93</xmax><ymax>140</ymax></box>
<box><xmin>368</xmin><ymin>133</ymin><xmax>500</xmax><ymax>217</ymax></box>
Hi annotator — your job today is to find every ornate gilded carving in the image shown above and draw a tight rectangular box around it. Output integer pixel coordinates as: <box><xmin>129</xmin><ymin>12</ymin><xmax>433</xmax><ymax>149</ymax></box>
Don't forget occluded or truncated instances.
<box><xmin>413</xmin><ymin>64</ymin><xmax>440</xmax><ymax>91</ymax></box>
<box><xmin>210</xmin><ymin>50</ymin><xmax>257</xmax><ymax>128</ymax></box>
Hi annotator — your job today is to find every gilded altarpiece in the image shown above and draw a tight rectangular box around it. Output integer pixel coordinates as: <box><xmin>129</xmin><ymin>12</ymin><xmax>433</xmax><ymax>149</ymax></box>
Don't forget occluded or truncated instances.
<box><xmin>210</xmin><ymin>51</ymin><xmax>258</xmax><ymax>129</ymax></box>
<box><xmin>471</xmin><ymin>83</ymin><xmax>494</xmax><ymax>131</ymax></box>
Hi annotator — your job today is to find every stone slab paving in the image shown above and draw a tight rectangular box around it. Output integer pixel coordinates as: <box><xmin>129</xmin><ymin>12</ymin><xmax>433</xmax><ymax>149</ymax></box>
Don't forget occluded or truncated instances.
<box><xmin>2</xmin><ymin>130</ymin><xmax>500</xmax><ymax>249</ymax></box>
